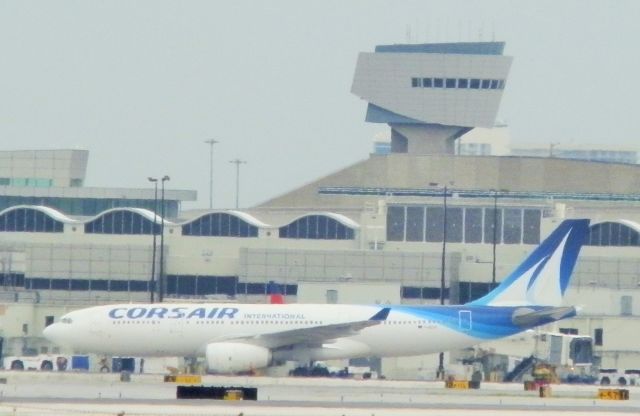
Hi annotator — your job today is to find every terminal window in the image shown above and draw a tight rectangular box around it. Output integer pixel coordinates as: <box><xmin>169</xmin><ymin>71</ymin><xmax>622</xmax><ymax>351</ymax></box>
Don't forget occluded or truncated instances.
<box><xmin>586</xmin><ymin>221</ymin><xmax>640</xmax><ymax>246</ymax></box>
<box><xmin>0</xmin><ymin>207</ymin><xmax>64</xmax><ymax>233</ymax></box>
<box><xmin>412</xmin><ymin>77</ymin><xmax>505</xmax><ymax>90</ymax></box>
<box><xmin>279</xmin><ymin>214</ymin><xmax>355</xmax><ymax>240</ymax></box>
<box><xmin>182</xmin><ymin>213</ymin><xmax>258</xmax><ymax>238</ymax></box>
<box><xmin>84</xmin><ymin>210</ymin><xmax>160</xmax><ymax>235</ymax></box>
<box><xmin>594</xmin><ymin>328</ymin><xmax>603</xmax><ymax>346</ymax></box>
<box><xmin>386</xmin><ymin>205</ymin><xmax>542</xmax><ymax>245</ymax></box>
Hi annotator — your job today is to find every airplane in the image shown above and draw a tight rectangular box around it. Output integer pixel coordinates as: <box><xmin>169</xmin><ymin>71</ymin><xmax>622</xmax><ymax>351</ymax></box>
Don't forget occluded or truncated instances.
<box><xmin>44</xmin><ymin>219</ymin><xmax>590</xmax><ymax>374</ymax></box>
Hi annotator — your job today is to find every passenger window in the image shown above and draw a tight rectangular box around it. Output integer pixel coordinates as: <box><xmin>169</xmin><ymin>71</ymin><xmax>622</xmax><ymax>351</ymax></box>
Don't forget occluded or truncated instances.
<box><xmin>470</xmin><ymin>79</ymin><xmax>480</xmax><ymax>89</ymax></box>
<box><xmin>411</xmin><ymin>78</ymin><xmax>421</xmax><ymax>87</ymax></box>
<box><xmin>481</xmin><ymin>79</ymin><xmax>491</xmax><ymax>89</ymax></box>
<box><xmin>423</xmin><ymin>78</ymin><xmax>433</xmax><ymax>88</ymax></box>
<box><xmin>490</xmin><ymin>80</ymin><xmax>499</xmax><ymax>89</ymax></box>
<box><xmin>434</xmin><ymin>78</ymin><xmax>444</xmax><ymax>88</ymax></box>
<box><xmin>445</xmin><ymin>78</ymin><xmax>456</xmax><ymax>88</ymax></box>
<box><xmin>458</xmin><ymin>78</ymin><xmax>469</xmax><ymax>88</ymax></box>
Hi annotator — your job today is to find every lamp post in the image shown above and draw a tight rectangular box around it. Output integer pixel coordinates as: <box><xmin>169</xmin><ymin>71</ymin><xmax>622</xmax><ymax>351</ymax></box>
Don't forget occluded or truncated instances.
<box><xmin>147</xmin><ymin>177</ymin><xmax>158</xmax><ymax>303</ymax></box>
<box><xmin>158</xmin><ymin>175</ymin><xmax>170</xmax><ymax>302</ymax></box>
<box><xmin>440</xmin><ymin>185</ymin><xmax>448</xmax><ymax>306</ymax></box>
<box><xmin>492</xmin><ymin>190</ymin><xmax>499</xmax><ymax>287</ymax></box>
<box><xmin>438</xmin><ymin>184</ymin><xmax>448</xmax><ymax>379</ymax></box>
<box><xmin>229</xmin><ymin>159</ymin><xmax>247</xmax><ymax>209</ymax></box>
<box><xmin>204</xmin><ymin>139</ymin><xmax>219</xmax><ymax>209</ymax></box>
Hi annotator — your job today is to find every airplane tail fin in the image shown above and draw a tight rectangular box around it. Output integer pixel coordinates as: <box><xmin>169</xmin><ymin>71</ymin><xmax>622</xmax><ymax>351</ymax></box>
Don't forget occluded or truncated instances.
<box><xmin>267</xmin><ymin>280</ymin><xmax>285</xmax><ymax>304</ymax></box>
<box><xmin>469</xmin><ymin>219</ymin><xmax>590</xmax><ymax>307</ymax></box>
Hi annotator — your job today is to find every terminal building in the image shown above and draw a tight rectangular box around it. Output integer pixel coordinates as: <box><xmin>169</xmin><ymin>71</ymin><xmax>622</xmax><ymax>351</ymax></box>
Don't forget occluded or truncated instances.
<box><xmin>1</xmin><ymin>42</ymin><xmax>640</xmax><ymax>378</ymax></box>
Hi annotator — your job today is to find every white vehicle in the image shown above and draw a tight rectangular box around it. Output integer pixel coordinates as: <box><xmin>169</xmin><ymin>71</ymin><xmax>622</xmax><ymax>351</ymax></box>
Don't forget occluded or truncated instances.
<box><xmin>599</xmin><ymin>368</ymin><xmax>640</xmax><ymax>386</ymax></box>
<box><xmin>44</xmin><ymin>220</ymin><xmax>590</xmax><ymax>374</ymax></box>
<box><xmin>3</xmin><ymin>354</ymin><xmax>72</xmax><ymax>371</ymax></box>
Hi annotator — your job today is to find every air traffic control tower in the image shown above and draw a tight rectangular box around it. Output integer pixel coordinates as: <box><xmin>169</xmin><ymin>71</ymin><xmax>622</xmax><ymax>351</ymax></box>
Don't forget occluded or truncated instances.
<box><xmin>351</xmin><ymin>42</ymin><xmax>512</xmax><ymax>154</ymax></box>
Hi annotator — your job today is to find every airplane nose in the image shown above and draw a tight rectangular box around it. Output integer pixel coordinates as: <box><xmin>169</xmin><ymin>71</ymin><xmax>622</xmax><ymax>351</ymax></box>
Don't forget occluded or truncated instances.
<box><xmin>43</xmin><ymin>323</ymin><xmax>64</xmax><ymax>345</ymax></box>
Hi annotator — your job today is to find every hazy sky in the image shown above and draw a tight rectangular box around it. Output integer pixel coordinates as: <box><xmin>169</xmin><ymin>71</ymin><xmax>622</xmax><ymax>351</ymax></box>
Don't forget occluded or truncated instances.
<box><xmin>1</xmin><ymin>1</ymin><xmax>639</xmax><ymax>209</ymax></box>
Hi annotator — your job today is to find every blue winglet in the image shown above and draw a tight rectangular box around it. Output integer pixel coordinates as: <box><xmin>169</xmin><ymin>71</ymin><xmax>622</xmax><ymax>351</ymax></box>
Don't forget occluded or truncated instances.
<box><xmin>369</xmin><ymin>307</ymin><xmax>391</xmax><ymax>321</ymax></box>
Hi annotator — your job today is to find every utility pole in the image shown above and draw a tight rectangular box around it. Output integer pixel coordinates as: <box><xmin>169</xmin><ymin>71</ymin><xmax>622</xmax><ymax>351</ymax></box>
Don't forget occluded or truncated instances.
<box><xmin>147</xmin><ymin>177</ymin><xmax>158</xmax><ymax>303</ymax></box>
<box><xmin>158</xmin><ymin>175</ymin><xmax>170</xmax><ymax>302</ymax></box>
<box><xmin>438</xmin><ymin>184</ymin><xmax>448</xmax><ymax>380</ymax></box>
<box><xmin>492</xmin><ymin>190</ymin><xmax>499</xmax><ymax>287</ymax></box>
<box><xmin>204</xmin><ymin>139</ymin><xmax>219</xmax><ymax>209</ymax></box>
<box><xmin>440</xmin><ymin>185</ymin><xmax>448</xmax><ymax>306</ymax></box>
<box><xmin>229</xmin><ymin>159</ymin><xmax>247</xmax><ymax>209</ymax></box>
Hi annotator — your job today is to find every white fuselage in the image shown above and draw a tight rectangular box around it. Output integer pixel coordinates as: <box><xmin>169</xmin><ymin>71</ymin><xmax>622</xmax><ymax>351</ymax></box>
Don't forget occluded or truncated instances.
<box><xmin>45</xmin><ymin>303</ymin><xmax>480</xmax><ymax>362</ymax></box>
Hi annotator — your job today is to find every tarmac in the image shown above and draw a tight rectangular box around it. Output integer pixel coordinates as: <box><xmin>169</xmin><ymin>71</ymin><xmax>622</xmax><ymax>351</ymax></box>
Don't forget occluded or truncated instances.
<box><xmin>0</xmin><ymin>371</ymin><xmax>639</xmax><ymax>416</ymax></box>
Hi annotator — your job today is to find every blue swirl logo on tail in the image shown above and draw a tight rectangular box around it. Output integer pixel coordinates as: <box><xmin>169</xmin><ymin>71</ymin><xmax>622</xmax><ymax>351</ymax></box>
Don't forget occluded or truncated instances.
<box><xmin>469</xmin><ymin>219</ymin><xmax>590</xmax><ymax>307</ymax></box>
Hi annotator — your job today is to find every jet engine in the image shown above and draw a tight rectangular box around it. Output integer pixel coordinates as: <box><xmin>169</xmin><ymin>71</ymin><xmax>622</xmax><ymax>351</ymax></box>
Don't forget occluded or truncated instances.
<box><xmin>205</xmin><ymin>342</ymin><xmax>271</xmax><ymax>373</ymax></box>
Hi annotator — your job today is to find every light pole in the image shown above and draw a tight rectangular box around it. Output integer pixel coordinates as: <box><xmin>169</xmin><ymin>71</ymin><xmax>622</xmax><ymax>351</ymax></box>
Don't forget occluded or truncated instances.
<box><xmin>440</xmin><ymin>184</ymin><xmax>448</xmax><ymax>306</ymax></box>
<box><xmin>158</xmin><ymin>175</ymin><xmax>170</xmax><ymax>302</ymax></box>
<box><xmin>147</xmin><ymin>177</ymin><xmax>158</xmax><ymax>303</ymax></box>
<box><xmin>492</xmin><ymin>190</ymin><xmax>499</xmax><ymax>288</ymax></box>
<box><xmin>204</xmin><ymin>139</ymin><xmax>219</xmax><ymax>209</ymax></box>
<box><xmin>229</xmin><ymin>159</ymin><xmax>247</xmax><ymax>209</ymax></box>
<box><xmin>438</xmin><ymin>184</ymin><xmax>448</xmax><ymax>379</ymax></box>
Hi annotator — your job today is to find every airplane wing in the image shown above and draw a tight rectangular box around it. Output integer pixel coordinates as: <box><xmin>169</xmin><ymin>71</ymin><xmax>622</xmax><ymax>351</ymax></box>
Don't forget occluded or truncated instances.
<box><xmin>215</xmin><ymin>307</ymin><xmax>390</xmax><ymax>349</ymax></box>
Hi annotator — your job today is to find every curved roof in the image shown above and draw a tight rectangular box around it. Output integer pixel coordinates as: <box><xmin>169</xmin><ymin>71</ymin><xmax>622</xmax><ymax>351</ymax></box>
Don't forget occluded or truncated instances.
<box><xmin>182</xmin><ymin>210</ymin><xmax>271</xmax><ymax>228</ymax></box>
<box><xmin>86</xmin><ymin>207</ymin><xmax>174</xmax><ymax>225</ymax></box>
<box><xmin>0</xmin><ymin>205</ymin><xmax>78</xmax><ymax>223</ymax></box>
<box><xmin>280</xmin><ymin>212</ymin><xmax>360</xmax><ymax>229</ymax></box>
<box><xmin>593</xmin><ymin>219</ymin><xmax>640</xmax><ymax>233</ymax></box>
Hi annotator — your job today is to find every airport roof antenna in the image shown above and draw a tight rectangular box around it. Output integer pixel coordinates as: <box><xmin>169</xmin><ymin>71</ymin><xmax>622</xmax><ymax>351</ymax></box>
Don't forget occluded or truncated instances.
<box><xmin>549</xmin><ymin>142</ymin><xmax>560</xmax><ymax>158</ymax></box>
<box><xmin>204</xmin><ymin>139</ymin><xmax>220</xmax><ymax>209</ymax></box>
<box><xmin>229</xmin><ymin>158</ymin><xmax>247</xmax><ymax>209</ymax></box>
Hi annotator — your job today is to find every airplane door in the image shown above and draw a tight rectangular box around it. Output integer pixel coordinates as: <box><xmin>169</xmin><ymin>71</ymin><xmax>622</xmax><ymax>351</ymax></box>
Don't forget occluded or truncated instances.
<box><xmin>458</xmin><ymin>310</ymin><xmax>472</xmax><ymax>332</ymax></box>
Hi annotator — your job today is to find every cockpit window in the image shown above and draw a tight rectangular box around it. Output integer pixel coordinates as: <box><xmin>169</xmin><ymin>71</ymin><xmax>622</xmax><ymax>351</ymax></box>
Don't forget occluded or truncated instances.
<box><xmin>61</xmin><ymin>317</ymin><xmax>73</xmax><ymax>324</ymax></box>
